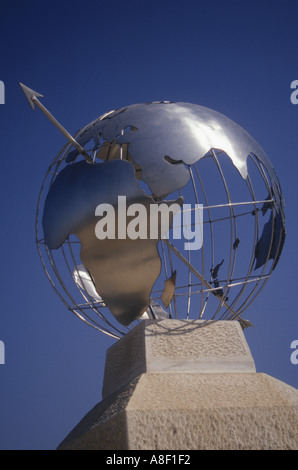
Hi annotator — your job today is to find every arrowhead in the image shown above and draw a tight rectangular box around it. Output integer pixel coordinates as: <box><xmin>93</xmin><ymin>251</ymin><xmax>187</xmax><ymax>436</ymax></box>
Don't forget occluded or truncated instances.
<box><xmin>19</xmin><ymin>82</ymin><xmax>44</xmax><ymax>111</ymax></box>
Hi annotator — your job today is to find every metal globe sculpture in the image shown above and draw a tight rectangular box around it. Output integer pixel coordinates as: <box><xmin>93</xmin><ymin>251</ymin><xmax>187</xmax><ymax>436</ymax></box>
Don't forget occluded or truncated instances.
<box><xmin>35</xmin><ymin>101</ymin><xmax>285</xmax><ymax>339</ymax></box>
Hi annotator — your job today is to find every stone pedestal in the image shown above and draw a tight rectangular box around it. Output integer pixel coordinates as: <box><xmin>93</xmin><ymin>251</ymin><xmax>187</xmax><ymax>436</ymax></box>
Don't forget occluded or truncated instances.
<box><xmin>58</xmin><ymin>320</ymin><xmax>298</xmax><ymax>450</ymax></box>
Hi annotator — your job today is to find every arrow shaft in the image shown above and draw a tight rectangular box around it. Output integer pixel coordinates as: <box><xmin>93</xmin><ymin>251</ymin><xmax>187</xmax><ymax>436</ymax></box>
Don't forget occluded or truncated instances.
<box><xmin>31</xmin><ymin>95</ymin><xmax>93</xmax><ymax>163</ymax></box>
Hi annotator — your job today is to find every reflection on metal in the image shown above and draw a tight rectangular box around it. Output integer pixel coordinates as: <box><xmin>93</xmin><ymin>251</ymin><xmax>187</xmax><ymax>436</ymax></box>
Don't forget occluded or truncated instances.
<box><xmin>233</xmin><ymin>238</ymin><xmax>240</xmax><ymax>250</ymax></box>
<box><xmin>35</xmin><ymin>100</ymin><xmax>286</xmax><ymax>338</ymax></box>
<box><xmin>73</xmin><ymin>264</ymin><xmax>104</xmax><ymax>304</ymax></box>
<box><xmin>255</xmin><ymin>211</ymin><xmax>285</xmax><ymax>270</ymax></box>
<box><xmin>210</xmin><ymin>259</ymin><xmax>224</xmax><ymax>280</ymax></box>
<box><xmin>141</xmin><ymin>301</ymin><xmax>171</xmax><ymax>320</ymax></box>
<box><xmin>210</xmin><ymin>259</ymin><xmax>228</xmax><ymax>300</ymax></box>
<box><xmin>161</xmin><ymin>271</ymin><xmax>176</xmax><ymax>308</ymax></box>
<box><xmin>67</xmin><ymin>102</ymin><xmax>282</xmax><ymax>201</ymax></box>
<box><xmin>43</xmin><ymin>159</ymin><xmax>181</xmax><ymax>325</ymax></box>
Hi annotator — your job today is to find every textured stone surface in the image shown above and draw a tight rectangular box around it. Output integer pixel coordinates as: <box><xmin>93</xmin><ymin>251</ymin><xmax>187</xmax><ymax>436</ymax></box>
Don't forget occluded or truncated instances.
<box><xmin>58</xmin><ymin>371</ymin><xmax>298</xmax><ymax>450</ymax></box>
<box><xmin>57</xmin><ymin>320</ymin><xmax>298</xmax><ymax>450</ymax></box>
<box><xmin>58</xmin><ymin>379</ymin><xmax>139</xmax><ymax>450</ymax></box>
<box><xmin>102</xmin><ymin>320</ymin><xmax>256</xmax><ymax>398</ymax></box>
<box><xmin>125</xmin><ymin>373</ymin><xmax>298</xmax><ymax>450</ymax></box>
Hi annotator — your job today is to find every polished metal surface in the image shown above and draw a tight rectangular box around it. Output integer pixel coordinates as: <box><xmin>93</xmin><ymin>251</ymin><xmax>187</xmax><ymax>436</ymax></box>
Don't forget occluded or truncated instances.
<box><xmin>37</xmin><ymin>101</ymin><xmax>286</xmax><ymax>336</ymax></box>
<box><xmin>43</xmin><ymin>159</ymin><xmax>182</xmax><ymax>325</ymax></box>
<box><xmin>66</xmin><ymin>102</ymin><xmax>282</xmax><ymax>203</ymax></box>
<box><xmin>66</xmin><ymin>101</ymin><xmax>285</xmax><ymax>271</ymax></box>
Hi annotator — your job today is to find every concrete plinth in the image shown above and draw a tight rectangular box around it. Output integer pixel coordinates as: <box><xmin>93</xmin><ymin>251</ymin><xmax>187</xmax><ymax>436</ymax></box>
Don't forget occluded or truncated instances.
<box><xmin>58</xmin><ymin>320</ymin><xmax>298</xmax><ymax>450</ymax></box>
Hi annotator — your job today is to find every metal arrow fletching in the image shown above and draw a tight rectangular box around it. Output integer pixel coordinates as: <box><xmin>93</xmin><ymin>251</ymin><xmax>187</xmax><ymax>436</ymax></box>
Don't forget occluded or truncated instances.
<box><xmin>19</xmin><ymin>82</ymin><xmax>93</xmax><ymax>163</ymax></box>
<box><xmin>19</xmin><ymin>83</ymin><xmax>43</xmax><ymax>110</ymax></box>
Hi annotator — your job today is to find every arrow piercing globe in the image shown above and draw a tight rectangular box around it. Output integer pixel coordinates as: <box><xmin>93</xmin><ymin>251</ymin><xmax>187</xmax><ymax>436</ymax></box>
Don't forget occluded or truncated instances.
<box><xmin>21</xmin><ymin>84</ymin><xmax>285</xmax><ymax>339</ymax></box>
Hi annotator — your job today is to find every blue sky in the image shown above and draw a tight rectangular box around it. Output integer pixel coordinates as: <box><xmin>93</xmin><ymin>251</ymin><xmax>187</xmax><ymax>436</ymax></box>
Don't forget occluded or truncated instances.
<box><xmin>0</xmin><ymin>0</ymin><xmax>297</xmax><ymax>450</ymax></box>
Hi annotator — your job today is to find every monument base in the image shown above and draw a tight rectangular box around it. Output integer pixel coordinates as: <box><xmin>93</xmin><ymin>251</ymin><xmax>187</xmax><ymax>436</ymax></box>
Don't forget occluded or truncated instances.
<box><xmin>57</xmin><ymin>320</ymin><xmax>298</xmax><ymax>450</ymax></box>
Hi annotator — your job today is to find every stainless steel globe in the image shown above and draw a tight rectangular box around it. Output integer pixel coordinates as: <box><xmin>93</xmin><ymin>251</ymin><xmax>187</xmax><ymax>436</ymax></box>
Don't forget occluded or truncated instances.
<box><xmin>36</xmin><ymin>102</ymin><xmax>285</xmax><ymax>338</ymax></box>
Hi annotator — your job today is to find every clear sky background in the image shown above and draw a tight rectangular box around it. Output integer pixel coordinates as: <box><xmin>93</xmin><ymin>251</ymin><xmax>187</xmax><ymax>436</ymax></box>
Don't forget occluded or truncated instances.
<box><xmin>0</xmin><ymin>0</ymin><xmax>297</xmax><ymax>450</ymax></box>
